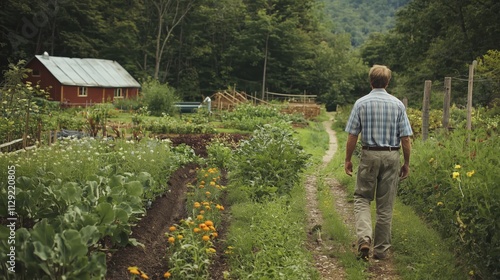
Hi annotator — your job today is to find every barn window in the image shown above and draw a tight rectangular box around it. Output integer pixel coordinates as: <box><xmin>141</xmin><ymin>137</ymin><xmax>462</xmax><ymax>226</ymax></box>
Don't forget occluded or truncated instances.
<box><xmin>78</xmin><ymin>87</ymin><xmax>88</xmax><ymax>97</ymax></box>
<box><xmin>114</xmin><ymin>88</ymin><xmax>123</xmax><ymax>98</ymax></box>
<box><xmin>32</xmin><ymin>69</ymin><xmax>40</xmax><ymax>77</ymax></box>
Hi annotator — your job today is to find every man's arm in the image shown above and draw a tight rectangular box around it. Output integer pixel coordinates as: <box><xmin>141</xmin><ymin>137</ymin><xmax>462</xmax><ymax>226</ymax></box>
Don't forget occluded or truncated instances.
<box><xmin>345</xmin><ymin>133</ymin><xmax>359</xmax><ymax>176</ymax></box>
<box><xmin>399</xmin><ymin>136</ymin><xmax>411</xmax><ymax>180</ymax></box>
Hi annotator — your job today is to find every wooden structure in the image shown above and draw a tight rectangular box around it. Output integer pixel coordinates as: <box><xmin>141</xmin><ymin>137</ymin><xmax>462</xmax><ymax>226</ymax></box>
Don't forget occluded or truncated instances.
<box><xmin>25</xmin><ymin>52</ymin><xmax>140</xmax><ymax>106</ymax></box>
<box><xmin>211</xmin><ymin>90</ymin><xmax>321</xmax><ymax>119</ymax></box>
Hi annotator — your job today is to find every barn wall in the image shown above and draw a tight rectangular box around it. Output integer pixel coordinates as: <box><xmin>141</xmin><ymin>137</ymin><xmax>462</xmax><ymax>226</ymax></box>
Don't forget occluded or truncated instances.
<box><xmin>25</xmin><ymin>59</ymin><xmax>62</xmax><ymax>102</ymax></box>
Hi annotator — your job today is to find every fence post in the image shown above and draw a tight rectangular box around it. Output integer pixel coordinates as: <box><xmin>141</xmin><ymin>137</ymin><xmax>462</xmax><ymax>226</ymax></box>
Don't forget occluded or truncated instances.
<box><xmin>442</xmin><ymin>77</ymin><xmax>451</xmax><ymax>130</ymax></box>
<box><xmin>466</xmin><ymin>60</ymin><xmax>477</xmax><ymax>142</ymax></box>
<box><xmin>422</xmin><ymin>80</ymin><xmax>432</xmax><ymax>141</ymax></box>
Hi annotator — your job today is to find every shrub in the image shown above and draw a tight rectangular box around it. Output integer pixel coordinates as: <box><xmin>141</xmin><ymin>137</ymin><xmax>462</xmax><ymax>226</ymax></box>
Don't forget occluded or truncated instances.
<box><xmin>229</xmin><ymin>122</ymin><xmax>310</xmax><ymax>201</ymax></box>
<box><xmin>141</xmin><ymin>78</ymin><xmax>180</xmax><ymax>116</ymax></box>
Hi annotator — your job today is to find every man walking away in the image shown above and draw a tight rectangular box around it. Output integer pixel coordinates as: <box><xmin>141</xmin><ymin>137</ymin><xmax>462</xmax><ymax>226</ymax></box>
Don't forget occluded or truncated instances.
<box><xmin>344</xmin><ymin>64</ymin><xmax>413</xmax><ymax>260</ymax></box>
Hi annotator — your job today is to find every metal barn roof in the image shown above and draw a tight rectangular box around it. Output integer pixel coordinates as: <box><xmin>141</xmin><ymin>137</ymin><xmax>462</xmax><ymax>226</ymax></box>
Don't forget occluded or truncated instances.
<box><xmin>34</xmin><ymin>53</ymin><xmax>140</xmax><ymax>88</ymax></box>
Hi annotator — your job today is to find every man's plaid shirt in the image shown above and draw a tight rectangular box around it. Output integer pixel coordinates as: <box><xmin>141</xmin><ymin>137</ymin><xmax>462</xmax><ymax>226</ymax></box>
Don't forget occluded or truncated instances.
<box><xmin>345</xmin><ymin>89</ymin><xmax>413</xmax><ymax>147</ymax></box>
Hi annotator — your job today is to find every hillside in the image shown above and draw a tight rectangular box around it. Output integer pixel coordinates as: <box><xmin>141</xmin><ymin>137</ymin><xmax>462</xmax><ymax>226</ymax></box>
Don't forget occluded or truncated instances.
<box><xmin>322</xmin><ymin>0</ymin><xmax>410</xmax><ymax>46</ymax></box>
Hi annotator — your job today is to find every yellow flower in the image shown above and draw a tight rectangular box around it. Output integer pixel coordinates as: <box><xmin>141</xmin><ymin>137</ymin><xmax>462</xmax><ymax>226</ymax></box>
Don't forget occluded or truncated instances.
<box><xmin>140</xmin><ymin>273</ymin><xmax>149</xmax><ymax>279</ymax></box>
<box><xmin>194</xmin><ymin>202</ymin><xmax>201</xmax><ymax>208</ymax></box>
<box><xmin>466</xmin><ymin>170</ymin><xmax>475</xmax><ymax>177</ymax></box>
<box><xmin>128</xmin><ymin>266</ymin><xmax>140</xmax><ymax>275</ymax></box>
<box><xmin>210</xmin><ymin>181</ymin><xmax>216</xmax><ymax>186</ymax></box>
<box><xmin>205</xmin><ymin>191</ymin><xmax>211</xmax><ymax>196</ymax></box>
<box><xmin>454</xmin><ymin>164</ymin><xmax>461</xmax><ymax>169</ymax></box>
<box><xmin>197</xmin><ymin>215</ymin><xmax>204</xmax><ymax>220</ymax></box>
<box><xmin>437</xmin><ymin>201</ymin><xmax>444</xmax><ymax>206</ymax></box>
<box><xmin>429</xmin><ymin>158</ymin><xmax>434</xmax><ymax>163</ymax></box>
<box><xmin>206</xmin><ymin>248</ymin><xmax>216</xmax><ymax>254</ymax></box>
<box><xmin>194</xmin><ymin>228</ymin><xmax>201</xmax><ymax>233</ymax></box>
<box><xmin>168</xmin><ymin>237</ymin><xmax>175</xmax><ymax>244</ymax></box>
<box><xmin>202</xmin><ymin>235</ymin><xmax>210</xmax><ymax>241</ymax></box>
<box><xmin>177</xmin><ymin>235</ymin><xmax>183</xmax><ymax>240</ymax></box>
<box><xmin>169</xmin><ymin>226</ymin><xmax>176</xmax><ymax>232</ymax></box>
<box><xmin>164</xmin><ymin>271</ymin><xmax>171</xmax><ymax>278</ymax></box>
<box><xmin>452</xmin><ymin>172</ymin><xmax>460</xmax><ymax>179</ymax></box>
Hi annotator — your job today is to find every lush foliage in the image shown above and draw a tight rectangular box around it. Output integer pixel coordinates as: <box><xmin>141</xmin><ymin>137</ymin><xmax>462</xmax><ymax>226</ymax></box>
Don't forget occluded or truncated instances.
<box><xmin>0</xmin><ymin>0</ymin><xmax>365</xmax><ymax>107</ymax></box>
<box><xmin>0</xmin><ymin>137</ymin><xmax>198</xmax><ymax>279</ymax></box>
<box><xmin>220</xmin><ymin>103</ymin><xmax>307</xmax><ymax>131</ymax></box>
<box><xmin>322</xmin><ymin>0</ymin><xmax>410</xmax><ymax>46</ymax></box>
<box><xmin>229</xmin><ymin>122</ymin><xmax>310</xmax><ymax>201</ymax></box>
<box><xmin>399</xmin><ymin>128</ymin><xmax>500</xmax><ymax>279</ymax></box>
<box><xmin>0</xmin><ymin>61</ymin><xmax>50</xmax><ymax>145</ymax></box>
<box><xmin>143</xmin><ymin>115</ymin><xmax>216</xmax><ymax>134</ymax></box>
<box><xmin>360</xmin><ymin>0</ymin><xmax>500</xmax><ymax>106</ymax></box>
<box><xmin>140</xmin><ymin>79</ymin><xmax>180</xmax><ymax>117</ymax></box>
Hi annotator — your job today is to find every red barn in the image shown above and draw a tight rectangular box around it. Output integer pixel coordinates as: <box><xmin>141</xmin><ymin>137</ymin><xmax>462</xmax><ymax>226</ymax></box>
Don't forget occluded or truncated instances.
<box><xmin>25</xmin><ymin>52</ymin><xmax>140</xmax><ymax>106</ymax></box>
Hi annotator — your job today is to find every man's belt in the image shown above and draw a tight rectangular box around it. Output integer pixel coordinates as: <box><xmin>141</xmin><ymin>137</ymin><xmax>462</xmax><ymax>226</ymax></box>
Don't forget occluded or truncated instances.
<box><xmin>362</xmin><ymin>146</ymin><xmax>400</xmax><ymax>151</ymax></box>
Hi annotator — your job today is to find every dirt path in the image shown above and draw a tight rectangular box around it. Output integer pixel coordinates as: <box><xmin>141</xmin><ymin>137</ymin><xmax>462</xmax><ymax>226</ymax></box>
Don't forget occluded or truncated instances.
<box><xmin>304</xmin><ymin>115</ymin><xmax>400</xmax><ymax>280</ymax></box>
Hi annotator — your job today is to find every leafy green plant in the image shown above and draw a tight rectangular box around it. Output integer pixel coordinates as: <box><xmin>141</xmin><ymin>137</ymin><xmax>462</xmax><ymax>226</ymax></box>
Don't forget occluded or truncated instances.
<box><xmin>229</xmin><ymin>122</ymin><xmax>310</xmax><ymax>201</ymax></box>
<box><xmin>141</xmin><ymin>78</ymin><xmax>180</xmax><ymax>117</ymax></box>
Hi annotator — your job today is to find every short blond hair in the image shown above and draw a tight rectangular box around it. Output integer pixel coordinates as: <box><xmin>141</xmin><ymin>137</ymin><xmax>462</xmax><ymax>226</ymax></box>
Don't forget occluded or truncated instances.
<box><xmin>369</xmin><ymin>65</ymin><xmax>391</xmax><ymax>88</ymax></box>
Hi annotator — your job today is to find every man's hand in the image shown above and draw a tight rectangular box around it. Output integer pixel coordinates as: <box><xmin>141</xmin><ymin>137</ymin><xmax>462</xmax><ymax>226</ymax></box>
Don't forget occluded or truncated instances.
<box><xmin>345</xmin><ymin>161</ymin><xmax>353</xmax><ymax>177</ymax></box>
<box><xmin>400</xmin><ymin>164</ymin><xmax>410</xmax><ymax>180</ymax></box>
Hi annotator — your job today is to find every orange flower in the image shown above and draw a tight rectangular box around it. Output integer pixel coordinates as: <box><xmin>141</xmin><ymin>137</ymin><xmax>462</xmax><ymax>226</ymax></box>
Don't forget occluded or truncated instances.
<box><xmin>212</xmin><ymin>232</ymin><xmax>218</xmax><ymax>238</ymax></box>
<box><xmin>204</xmin><ymin>220</ymin><xmax>214</xmax><ymax>227</ymax></box>
<box><xmin>202</xmin><ymin>235</ymin><xmax>210</xmax><ymax>241</ymax></box>
<box><xmin>140</xmin><ymin>273</ymin><xmax>149</xmax><ymax>279</ymax></box>
<box><xmin>194</xmin><ymin>202</ymin><xmax>201</xmax><ymax>208</ymax></box>
<box><xmin>168</xmin><ymin>237</ymin><xmax>175</xmax><ymax>244</ymax></box>
<box><xmin>194</xmin><ymin>228</ymin><xmax>201</xmax><ymax>233</ymax></box>
<box><xmin>128</xmin><ymin>266</ymin><xmax>140</xmax><ymax>275</ymax></box>
<box><xmin>197</xmin><ymin>215</ymin><xmax>204</xmax><ymax>220</ymax></box>
<box><xmin>169</xmin><ymin>226</ymin><xmax>176</xmax><ymax>232</ymax></box>
<box><xmin>164</xmin><ymin>271</ymin><xmax>171</xmax><ymax>278</ymax></box>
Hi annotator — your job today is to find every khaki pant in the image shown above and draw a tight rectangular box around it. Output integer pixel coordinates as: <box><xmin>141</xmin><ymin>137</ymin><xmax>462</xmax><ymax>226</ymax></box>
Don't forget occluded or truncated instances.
<box><xmin>354</xmin><ymin>150</ymin><xmax>400</xmax><ymax>256</ymax></box>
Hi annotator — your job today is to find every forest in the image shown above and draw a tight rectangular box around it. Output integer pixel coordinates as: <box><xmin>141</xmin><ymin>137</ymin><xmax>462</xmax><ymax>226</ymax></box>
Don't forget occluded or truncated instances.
<box><xmin>1</xmin><ymin>0</ymin><xmax>499</xmax><ymax>109</ymax></box>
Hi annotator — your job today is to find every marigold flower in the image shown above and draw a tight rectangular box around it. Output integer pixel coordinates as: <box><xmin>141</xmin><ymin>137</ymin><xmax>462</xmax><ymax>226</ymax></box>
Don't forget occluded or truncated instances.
<box><xmin>164</xmin><ymin>271</ymin><xmax>171</xmax><ymax>278</ymax></box>
<box><xmin>205</xmin><ymin>191</ymin><xmax>211</xmax><ymax>196</ymax></box>
<box><xmin>177</xmin><ymin>235</ymin><xmax>183</xmax><ymax>240</ymax></box>
<box><xmin>194</xmin><ymin>228</ymin><xmax>201</xmax><ymax>233</ymax></box>
<box><xmin>212</xmin><ymin>232</ymin><xmax>218</xmax><ymax>238</ymax></box>
<box><xmin>202</xmin><ymin>235</ymin><xmax>210</xmax><ymax>241</ymax></box>
<box><xmin>128</xmin><ymin>266</ymin><xmax>140</xmax><ymax>275</ymax></box>
<box><xmin>140</xmin><ymin>273</ymin><xmax>149</xmax><ymax>279</ymax></box>
<box><xmin>168</xmin><ymin>237</ymin><xmax>175</xmax><ymax>244</ymax></box>
<box><xmin>466</xmin><ymin>170</ymin><xmax>475</xmax><ymax>177</ymax></box>
<box><xmin>209</xmin><ymin>226</ymin><xmax>216</xmax><ymax>231</ymax></box>
<box><xmin>199</xmin><ymin>210</ymin><xmax>205</xmax><ymax>214</ymax></box>
<box><xmin>169</xmin><ymin>226</ymin><xmax>176</xmax><ymax>232</ymax></box>
<box><xmin>197</xmin><ymin>215</ymin><xmax>204</xmax><ymax>220</ymax></box>
<box><xmin>200</xmin><ymin>181</ymin><xmax>205</xmax><ymax>185</ymax></box>
<box><xmin>454</xmin><ymin>164</ymin><xmax>461</xmax><ymax>169</ymax></box>
<box><xmin>194</xmin><ymin>202</ymin><xmax>201</xmax><ymax>208</ymax></box>
<box><xmin>204</xmin><ymin>220</ymin><xmax>214</xmax><ymax>227</ymax></box>
<box><xmin>205</xmin><ymin>206</ymin><xmax>211</xmax><ymax>210</ymax></box>
<box><xmin>452</xmin><ymin>172</ymin><xmax>460</xmax><ymax>179</ymax></box>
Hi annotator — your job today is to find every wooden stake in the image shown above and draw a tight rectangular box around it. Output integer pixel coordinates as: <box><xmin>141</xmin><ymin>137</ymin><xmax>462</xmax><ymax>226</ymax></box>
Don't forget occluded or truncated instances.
<box><xmin>466</xmin><ymin>60</ymin><xmax>477</xmax><ymax>135</ymax></box>
<box><xmin>442</xmin><ymin>77</ymin><xmax>451</xmax><ymax>130</ymax></box>
<box><xmin>422</xmin><ymin>80</ymin><xmax>432</xmax><ymax>141</ymax></box>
